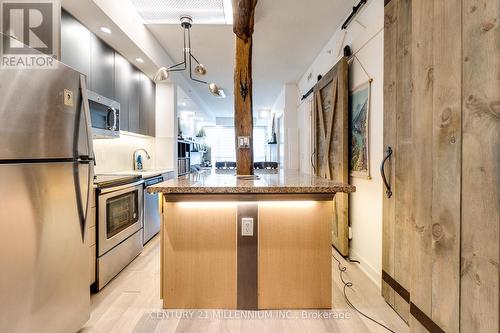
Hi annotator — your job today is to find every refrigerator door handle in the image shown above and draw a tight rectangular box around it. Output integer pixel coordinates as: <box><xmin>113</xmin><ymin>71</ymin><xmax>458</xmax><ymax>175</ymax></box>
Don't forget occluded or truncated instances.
<box><xmin>75</xmin><ymin>160</ymin><xmax>92</xmax><ymax>241</ymax></box>
<box><xmin>76</xmin><ymin>75</ymin><xmax>93</xmax><ymax>240</ymax></box>
<box><xmin>79</xmin><ymin>75</ymin><xmax>95</xmax><ymax>164</ymax></box>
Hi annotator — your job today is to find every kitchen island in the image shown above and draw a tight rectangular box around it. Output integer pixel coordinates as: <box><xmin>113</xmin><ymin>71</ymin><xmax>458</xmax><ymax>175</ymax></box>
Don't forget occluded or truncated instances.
<box><xmin>147</xmin><ymin>170</ymin><xmax>355</xmax><ymax>310</ymax></box>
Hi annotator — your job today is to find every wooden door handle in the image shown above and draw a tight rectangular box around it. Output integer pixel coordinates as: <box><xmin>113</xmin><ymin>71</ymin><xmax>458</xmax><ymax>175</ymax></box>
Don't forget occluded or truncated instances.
<box><xmin>381</xmin><ymin>146</ymin><xmax>393</xmax><ymax>198</ymax></box>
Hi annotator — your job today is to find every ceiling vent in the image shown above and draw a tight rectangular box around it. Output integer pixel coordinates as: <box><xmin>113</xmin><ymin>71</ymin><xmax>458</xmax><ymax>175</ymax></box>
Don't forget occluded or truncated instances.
<box><xmin>131</xmin><ymin>0</ymin><xmax>233</xmax><ymax>24</ymax></box>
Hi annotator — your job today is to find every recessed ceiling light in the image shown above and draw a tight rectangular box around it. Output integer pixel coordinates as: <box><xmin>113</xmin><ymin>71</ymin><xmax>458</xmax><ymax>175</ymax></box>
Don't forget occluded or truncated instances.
<box><xmin>135</xmin><ymin>57</ymin><xmax>144</xmax><ymax>63</ymax></box>
<box><xmin>100</xmin><ymin>27</ymin><xmax>112</xmax><ymax>34</ymax></box>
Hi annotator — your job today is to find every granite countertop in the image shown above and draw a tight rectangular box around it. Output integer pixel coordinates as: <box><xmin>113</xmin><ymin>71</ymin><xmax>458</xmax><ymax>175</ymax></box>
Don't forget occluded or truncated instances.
<box><xmin>147</xmin><ymin>170</ymin><xmax>355</xmax><ymax>195</ymax></box>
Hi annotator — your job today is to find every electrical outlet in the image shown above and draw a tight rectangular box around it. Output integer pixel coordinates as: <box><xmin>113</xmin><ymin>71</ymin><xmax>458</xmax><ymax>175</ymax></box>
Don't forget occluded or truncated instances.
<box><xmin>241</xmin><ymin>217</ymin><xmax>253</xmax><ymax>236</ymax></box>
<box><xmin>238</xmin><ymin>136</ymin><xmax>250</xmax><ymax>148</ymax></box>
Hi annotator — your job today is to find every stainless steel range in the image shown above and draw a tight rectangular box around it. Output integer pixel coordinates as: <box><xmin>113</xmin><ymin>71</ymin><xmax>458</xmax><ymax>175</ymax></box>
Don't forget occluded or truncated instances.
<box><xmin>94</xmin><ymin>174</ymin><xmax>144</xmax><ymax>290</ymax></box>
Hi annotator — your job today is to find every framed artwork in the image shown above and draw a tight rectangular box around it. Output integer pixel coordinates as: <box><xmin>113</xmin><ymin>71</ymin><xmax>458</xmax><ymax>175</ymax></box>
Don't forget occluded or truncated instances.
<box><xmin>349</xmin><ymin>81</ymin><xmax>371</xmax><ymax>179</ymax></box>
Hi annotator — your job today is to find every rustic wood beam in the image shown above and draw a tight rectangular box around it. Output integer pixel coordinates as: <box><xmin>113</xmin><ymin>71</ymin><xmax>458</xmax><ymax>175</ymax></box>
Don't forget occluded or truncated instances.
<box><xmin>232</xmin><ymin>0</ymin><xmax>257</xmax><ymax>175</ymax></box>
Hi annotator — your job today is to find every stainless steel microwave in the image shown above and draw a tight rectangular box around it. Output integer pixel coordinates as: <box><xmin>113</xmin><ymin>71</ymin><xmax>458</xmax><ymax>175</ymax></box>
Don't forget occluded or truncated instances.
<box><xmin>88</xmin><ymin>90</ymin><xmax>120</xmax><ymax>139</ymax></box>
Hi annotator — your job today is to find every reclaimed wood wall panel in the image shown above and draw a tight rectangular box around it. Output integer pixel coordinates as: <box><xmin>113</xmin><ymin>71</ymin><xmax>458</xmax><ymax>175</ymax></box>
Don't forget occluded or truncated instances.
<box><xmin>460</xmin><ymin>0</ymin><xmax>500</xmax><ymax>332</ymax></box>
<box><xmin>313</xmin><ymin>58</ymin><xmax>349</xmax><ymax>256</ymax></box>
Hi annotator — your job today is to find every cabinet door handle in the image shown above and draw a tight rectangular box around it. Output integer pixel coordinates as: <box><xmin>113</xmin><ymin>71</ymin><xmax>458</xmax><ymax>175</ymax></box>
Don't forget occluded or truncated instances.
<box><xmin>380</xmin><ymin>146</ymin><xmax>393</xmax><ymax>198</ymax></box>
<box><xmin>311</xmin><ymin>150</ymin><xmax>316</xmax><ymax>173</ymax></box>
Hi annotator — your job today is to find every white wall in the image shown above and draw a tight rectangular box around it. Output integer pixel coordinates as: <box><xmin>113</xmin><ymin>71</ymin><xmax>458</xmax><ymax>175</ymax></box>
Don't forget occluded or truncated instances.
<box><xmin>93</xmin><ymin>132</ymin><xmax>156</xmax><ymax>173</ymax></box>
<box><xmin>155</xmin><ymin>83</ymin><xmax>177</xmax><ymax>172</ymax></box>
<box><xmin>272</xmin><ymin>83</ymin><xmax>299</xmax><ymax>170</ymax></box>
<box><xmin>272</xmin><ymin>88</ymin><xmax>285</xmax><ymax>166</ymax></box>
<box><xmin>297</xmin><ymin>96</ymin><xmax>313</xmax><ymax>175</ymax></box>
<box><xmin>296</xmin><ymin>0</ymin><xmax>384</xmax><ymax>287</ymax></box>
<box><xmin>93</xmin><ymin>83</ymin><xmax>177</xmax><ymax>173</ymax></box>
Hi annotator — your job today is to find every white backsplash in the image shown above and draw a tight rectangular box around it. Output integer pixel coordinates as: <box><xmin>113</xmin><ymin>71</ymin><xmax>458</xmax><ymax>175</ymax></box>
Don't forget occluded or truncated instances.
<box><xmin>93</xmin><ymin>132</ymin><xmax>174</xmax><ymax>173</ymax></box>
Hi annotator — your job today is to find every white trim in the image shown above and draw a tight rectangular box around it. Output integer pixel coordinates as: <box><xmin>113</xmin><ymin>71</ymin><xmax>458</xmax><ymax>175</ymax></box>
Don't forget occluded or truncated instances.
<box><xmin>350</xmin><ymin>248</ymin><xmax>381</xmax><ymax>290</ymax></box>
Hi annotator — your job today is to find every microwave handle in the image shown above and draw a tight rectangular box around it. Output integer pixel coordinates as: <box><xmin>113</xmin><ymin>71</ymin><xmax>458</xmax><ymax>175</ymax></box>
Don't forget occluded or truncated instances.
<box><xmin>106</xmin><ymin>108</ymin><xmax>118</xmax><ymax>131</ymax></box>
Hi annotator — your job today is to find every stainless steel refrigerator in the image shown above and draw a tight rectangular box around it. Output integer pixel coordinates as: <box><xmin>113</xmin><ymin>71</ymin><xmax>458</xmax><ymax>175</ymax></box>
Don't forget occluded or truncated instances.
<box><xmin>0</xmin><ymin>34</ymin><xmax>93</xmax><ymax>332</ymax></box>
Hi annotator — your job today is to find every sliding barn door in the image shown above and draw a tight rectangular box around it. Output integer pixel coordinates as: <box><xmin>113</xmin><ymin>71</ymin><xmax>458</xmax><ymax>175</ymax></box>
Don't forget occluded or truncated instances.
<box><xmin>381</xmin><ymin>0</ymin><xmax>412</xmax><ymax>323</ymax></box>
<box><xmin>383</xmin><ymin>0</ymin><xmax>498</xmax><ymax>332</ymax></box>
<box><xmin>313</xmin><ymin>58</ymin><xmax>349</xmax><ymax>256</ymax></box>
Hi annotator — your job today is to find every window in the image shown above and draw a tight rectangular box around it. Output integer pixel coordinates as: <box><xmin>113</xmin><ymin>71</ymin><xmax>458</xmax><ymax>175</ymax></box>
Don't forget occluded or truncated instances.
<box><xmin>204</xmin><ymin>126</ymin><xmax>268</xmax><ymax>164</ymax></box>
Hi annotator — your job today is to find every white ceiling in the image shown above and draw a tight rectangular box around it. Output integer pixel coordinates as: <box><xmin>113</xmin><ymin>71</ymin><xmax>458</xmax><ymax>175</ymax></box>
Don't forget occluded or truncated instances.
<box><xmin>146</xmin><ymin>0</ymin><xmax>356</xmax><ymax>116</ymax></box>
<box><xmin>177</xmin><ymin>86</ymin><xmax>202</xmax><ymax>114</ymax></box>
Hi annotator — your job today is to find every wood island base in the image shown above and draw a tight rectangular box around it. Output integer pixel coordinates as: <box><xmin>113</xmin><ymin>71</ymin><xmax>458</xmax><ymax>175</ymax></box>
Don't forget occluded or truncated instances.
<box><xmin>159</xmin><ymin>197</ymin><xmax>333</xmax><ymax>310</ymax></box>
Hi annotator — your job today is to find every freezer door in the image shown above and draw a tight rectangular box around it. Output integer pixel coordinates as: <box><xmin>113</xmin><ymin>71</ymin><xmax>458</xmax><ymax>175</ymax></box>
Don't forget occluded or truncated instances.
<box><xmin>0</xmin><ymin>51</ymin><xmax>84</xmax><ymax>160</ymax></box>
<box><xmin>0</xmin><ymin>162</ymin><xmax>90</xmax><ymax>333</ymax></box>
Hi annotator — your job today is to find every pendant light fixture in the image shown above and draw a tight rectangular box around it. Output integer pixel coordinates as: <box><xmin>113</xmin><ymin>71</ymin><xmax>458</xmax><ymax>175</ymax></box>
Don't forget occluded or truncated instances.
<box><xmin>154</xmin><ymin>15</ymin><xmax>224</xmax><ymax>98</ymax></box>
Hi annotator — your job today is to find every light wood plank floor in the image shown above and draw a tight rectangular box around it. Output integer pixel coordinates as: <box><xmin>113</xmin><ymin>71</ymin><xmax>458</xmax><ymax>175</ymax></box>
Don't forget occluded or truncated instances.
<box><xmin>80</xmin><ymin>236</ymin><xmax>408</xmax><ymax>333</ymax></box>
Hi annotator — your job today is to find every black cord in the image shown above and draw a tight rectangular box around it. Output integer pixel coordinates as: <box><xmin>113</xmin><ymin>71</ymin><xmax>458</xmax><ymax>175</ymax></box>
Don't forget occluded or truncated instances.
<box><xmin>331</xmin><ymin>252</ymin><xmax>397</xmax><ymax>333</ymax></box>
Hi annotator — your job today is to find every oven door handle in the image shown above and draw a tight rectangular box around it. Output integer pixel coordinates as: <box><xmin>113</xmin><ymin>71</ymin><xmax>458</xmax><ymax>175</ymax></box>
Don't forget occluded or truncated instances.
<box><xmin>98</xmin><ymin>180</ymin><xmax>144</xmax><ymax>194</ymax></box>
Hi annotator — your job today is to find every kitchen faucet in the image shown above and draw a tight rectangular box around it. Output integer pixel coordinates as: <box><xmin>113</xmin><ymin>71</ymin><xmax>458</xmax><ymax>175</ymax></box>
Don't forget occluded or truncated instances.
<box><xmin>133</xmin><ymin>148</ymin><xmax>151</xmax><ymax>170</ymax></box>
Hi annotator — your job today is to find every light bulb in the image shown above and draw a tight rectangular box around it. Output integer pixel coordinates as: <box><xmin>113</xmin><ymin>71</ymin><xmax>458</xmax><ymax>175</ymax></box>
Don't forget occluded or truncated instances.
<box><xmin>154</xmin><ymin>67</ymin><xmax>169</xmax><ymax>82</ymax></box>
<box><xmin>194</xmin><ymin>64</ymin><xmax>207</xmax><ymax>75</ymax></box>
<box><xmin>208</xmin><ymin>83</ymin><xmax>220</xmax><ymax>96</ymax></box>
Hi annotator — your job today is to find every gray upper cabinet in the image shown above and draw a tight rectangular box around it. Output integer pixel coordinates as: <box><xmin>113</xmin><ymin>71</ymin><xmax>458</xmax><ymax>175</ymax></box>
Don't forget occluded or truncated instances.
<box><xmin>61</xmin><ymin>12</ymin><xmax>156</xmax><ymax>137</ymax></box>
<box><xmin>61</xmin><ymin>12</ymin><xmax>91</xmax><ymax>80</ymax></box>
<box><xmin>114</xmin><ymin>53</ymin><xmax>132</xmax><ymax>131</ymax></box>
<box><xmin>128</xmin><ymin>68</ymin><xmax>141</xmax><ymax>134</ymax></box>
<box><xmin>90</xmin><ymin>35</ymin><xmax>115</xmax><ymax>100</ymax></box>
<box><xmin>139</xmin><ymin>73</ymin><xmax>156</xmax><ymax>137</ymax></box>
